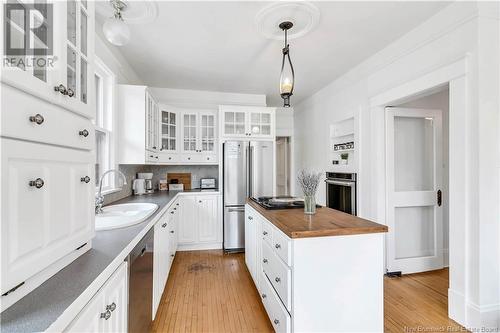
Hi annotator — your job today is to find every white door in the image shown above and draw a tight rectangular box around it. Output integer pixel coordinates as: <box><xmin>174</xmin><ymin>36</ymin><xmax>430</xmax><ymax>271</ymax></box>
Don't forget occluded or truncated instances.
<box><xmin>386</xmin><ymin>107</ymin><xmax>444</xmax><ymax>274</ymax></box>
<box><xmin>197</xmin><ymin>195</ymin><xmax>218</xmax><ymax>243</ymax></box>
<box><xmin>177</xmin><ymin>196</ymin><xmax>198</xmax><ymax>244</ymax></box>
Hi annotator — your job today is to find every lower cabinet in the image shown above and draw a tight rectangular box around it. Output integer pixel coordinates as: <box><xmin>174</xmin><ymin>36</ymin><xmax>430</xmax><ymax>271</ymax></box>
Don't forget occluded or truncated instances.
<box><xmin>65</xmin><ymin>262</ymin><xmax>128</xmax><ymax>332</ymax></box>
<box><xmin>177</xmin><ymin>194</ymin><xmax>221</xmax><ymax>250</ymax></box>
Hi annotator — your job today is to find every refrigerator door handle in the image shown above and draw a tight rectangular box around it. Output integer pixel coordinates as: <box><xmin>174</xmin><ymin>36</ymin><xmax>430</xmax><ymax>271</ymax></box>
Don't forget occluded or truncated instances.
<box><xmin>249</xmin><ymin>145</ymin><xmax>254</xmax><ymax>198</ymax></box>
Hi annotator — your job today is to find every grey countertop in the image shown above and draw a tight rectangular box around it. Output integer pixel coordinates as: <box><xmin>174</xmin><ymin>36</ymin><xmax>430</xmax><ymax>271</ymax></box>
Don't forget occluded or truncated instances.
<box><xmin>0</xmin><ymin>189</ymin><xmax>218</xmax><ymax>333</ymax></box>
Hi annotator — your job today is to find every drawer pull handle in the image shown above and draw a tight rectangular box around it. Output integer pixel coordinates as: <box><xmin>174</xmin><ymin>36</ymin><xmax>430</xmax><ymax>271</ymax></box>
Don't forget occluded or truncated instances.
<box><xmin>80</xmin><ymin>176</ymin><xmax>91</xmax><ymax>183</ymax></box>
<box><xmin>106</xmin><ymin>302</ymin><xmax>116</xmax><ymax>312</ymax></box>
<box><xmin>261</xmin><ymin>293</ymin><xmax>267</xmax><ymax>299</ymax></box>
<box><xmin>100</xmin><ymin>310</ymin><xmax>111</xmax><ymax>320</ymax></box>
<box><xmin>262</xmin><ymin>231</ymin><xmax>268</xmax><ymax>235</ymax></box>
<box><xmin>29</xmin><ymin>178</ymin><xmax>44</xmax><ymax>189</ymax></box>
<box><xmin>263</xmin><ymin>258</ymin><xmax>268</xmax><ymax>263</ymax></box>
<box><xmin>162</xmin><ymin>223</ymin><xmax>167</xmax><ymax>228</ymax></box>
<box><xmin>29</xmin><ymin>114</ymin><xmax>44</xmax><ymax>125</ymax></box>
<box><xmin>79</xmin><ymin>129</ymin><xmax>89</xmax><ymax>137</ymax></box>
<box><xmin>275</xmin><ymin>243</ymin><xmax>281</xmax><ymax>249</ymax></box>
<box><xmin>170</xmin><ymin>230</ymin><xmax>174</xmax><ymax>233</ymax></box>
<box><xmin>275</xmin><ymin>277</ymin><xmax>281</xmax><ymax>283</ymax></box>
<box><xmin>274</xmin><ymin>319</ymin><xmax>280</xmax><ymax>325</ymax></box>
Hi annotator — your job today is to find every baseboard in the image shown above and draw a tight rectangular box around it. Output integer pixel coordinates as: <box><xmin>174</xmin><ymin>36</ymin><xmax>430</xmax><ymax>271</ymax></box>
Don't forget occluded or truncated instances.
<box><xmin>177</xmin><ymin>242</ymin><xmax>222</xmax><ymax>251</ymax></box>
<box><xmin>448</xmin><ymin>288</ymin><xmax>466</xmax><ymax>326</ymax></box>
<box><xmin>466</xmin><ymin>301</ymin><xmax>500</xmax><ymax>330</ymax></box>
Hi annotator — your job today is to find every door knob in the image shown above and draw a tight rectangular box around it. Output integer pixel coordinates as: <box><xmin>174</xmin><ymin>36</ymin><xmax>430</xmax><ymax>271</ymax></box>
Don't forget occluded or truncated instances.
<box><xmin>79</xmin><ymin>129</ymin><xmax>89</xmax><ymax>137</ymax></box>
<box><xmin>29</xmin><ymin>178</ymin><xmax>44</xmax><ymax>189</ymax></box>
<box><xmin>29</xmin><ymin>114</ymin><xmax>44</xmax><ymax>125</ymax></box>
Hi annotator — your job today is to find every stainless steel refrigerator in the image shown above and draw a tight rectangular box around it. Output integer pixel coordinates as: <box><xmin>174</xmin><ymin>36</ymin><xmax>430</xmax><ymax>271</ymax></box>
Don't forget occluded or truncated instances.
<box><xmin>223</xmin><ymin>141</ymin><xmax>274</xmax><ymax>251</ymax></box>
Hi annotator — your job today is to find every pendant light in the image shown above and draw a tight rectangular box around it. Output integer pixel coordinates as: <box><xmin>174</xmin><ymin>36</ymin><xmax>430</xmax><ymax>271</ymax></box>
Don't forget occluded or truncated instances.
<box><xmin>103</xmin><ymin>0</ymin><xmax>130</xmax><ymax>46</ymax></box>
<box><xmin>279</xmin><ymin>21</ymin><xmax>295</xmax><ymax>107</ymax></box>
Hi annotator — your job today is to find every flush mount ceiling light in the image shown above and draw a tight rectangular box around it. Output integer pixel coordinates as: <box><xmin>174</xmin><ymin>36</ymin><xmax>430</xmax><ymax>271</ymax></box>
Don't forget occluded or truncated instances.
<box><xmin>279</xmin><ymin>21</ymin><xmax>294</xmax><ymax>107</ymax></box>
<box><xmin>103</xmin><ymin>0</ymin><xmax>130</xmax><ymax>46</ymax></box>
<box><xmin>255</xmin><ymin>2</ymin><xmax>319</xmax><ymax>107</ymax></box>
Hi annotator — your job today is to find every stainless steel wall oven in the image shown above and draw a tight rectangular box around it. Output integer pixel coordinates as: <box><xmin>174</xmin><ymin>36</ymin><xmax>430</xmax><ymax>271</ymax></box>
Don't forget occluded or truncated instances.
<box><xmin>325</xmin><ymin>172</ymin><xmax>357</xmax><ymax>215</ymax></box>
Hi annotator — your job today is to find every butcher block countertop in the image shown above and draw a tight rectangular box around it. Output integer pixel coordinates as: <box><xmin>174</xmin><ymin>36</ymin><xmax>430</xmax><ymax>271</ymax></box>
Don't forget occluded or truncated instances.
<box><xmin>247</xmin><ymin>200</ymin><xmax>388</xmax><ymax>239</ymax></box>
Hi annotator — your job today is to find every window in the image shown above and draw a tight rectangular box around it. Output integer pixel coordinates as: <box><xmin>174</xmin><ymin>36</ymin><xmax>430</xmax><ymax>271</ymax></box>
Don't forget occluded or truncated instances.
<box><xmin>94</xmin><ymin>57</ymin><xmax>116</xmax><ymax>193</ymax></box>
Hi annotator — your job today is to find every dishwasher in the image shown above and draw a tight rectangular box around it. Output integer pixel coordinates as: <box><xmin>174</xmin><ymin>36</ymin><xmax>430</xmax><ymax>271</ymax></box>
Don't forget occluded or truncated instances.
<box><xmin>128</xmin><ymin>229</ymin><xmax>154</xmax><ymax>333</ymax></box>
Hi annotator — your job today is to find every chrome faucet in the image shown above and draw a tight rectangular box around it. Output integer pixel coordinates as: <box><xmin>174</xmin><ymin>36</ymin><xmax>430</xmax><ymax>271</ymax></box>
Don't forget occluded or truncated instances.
<box><xmin>95</xmin><ymin>169</ymin><xmax>127</xmax><ymax>214</ymax></box>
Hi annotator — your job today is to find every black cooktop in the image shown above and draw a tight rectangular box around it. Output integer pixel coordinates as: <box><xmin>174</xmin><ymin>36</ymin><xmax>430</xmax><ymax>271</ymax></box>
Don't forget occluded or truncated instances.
<box><xmin>250</xmin><ymin>196</ymin><xmax>310</xmax><ymax>210</ymax></box>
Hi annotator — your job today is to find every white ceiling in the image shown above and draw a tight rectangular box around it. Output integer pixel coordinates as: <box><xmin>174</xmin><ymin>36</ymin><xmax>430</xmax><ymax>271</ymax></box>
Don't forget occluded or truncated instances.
<box><xmin>98</xmin><ymin>1</ymin><xmax>451</xmax><ymax>107</ymax></box>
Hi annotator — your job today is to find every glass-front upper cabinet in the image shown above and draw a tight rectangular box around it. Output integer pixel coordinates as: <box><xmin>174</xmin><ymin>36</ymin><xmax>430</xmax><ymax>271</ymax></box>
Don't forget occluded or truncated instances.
<box><xmin>200</xmin><ymin>112</ymin><xmax>216</xmax><ymax>153</ymax></box>
<box><xmin>0</xmin><ymin>0</ymin><xmax>94</xmax><ymax>118</ymax></box>
<box><xmin>249</xmin><ymin>110</ymin><xmax>272</xmax><ymax>137</ymax></box>
<box><xmin>160</xmin><ymin>109</ymin><xmax>177</xmax><ymax>152</ymax></box>
<box><xmin>182</xmin><ymin>112</ymin><xmax>198</xmax><ymax>153</ymax></box>
<box><xmin>222</xmin><ymin>110</ymin><xmax>246</xmax><ymax>137</ymax></box>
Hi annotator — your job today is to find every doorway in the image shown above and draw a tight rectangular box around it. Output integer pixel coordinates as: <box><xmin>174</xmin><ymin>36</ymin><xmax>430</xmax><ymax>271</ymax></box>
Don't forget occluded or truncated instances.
<box><xmin>385</xmin><ymin>87</ymin><xmax>449</xmax><ymax>274</ymax></box>
<box><xmin>276</xmin><ymin>137</ymin><xmax>291</xmax><ymax>196</ymax></box>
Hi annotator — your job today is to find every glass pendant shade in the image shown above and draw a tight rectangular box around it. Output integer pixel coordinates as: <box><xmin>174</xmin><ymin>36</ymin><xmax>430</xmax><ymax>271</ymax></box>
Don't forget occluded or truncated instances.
<box><xmin>103</xmin><ymin>16</ymin><xmax>130</xmax><ymax>46</ymax></box>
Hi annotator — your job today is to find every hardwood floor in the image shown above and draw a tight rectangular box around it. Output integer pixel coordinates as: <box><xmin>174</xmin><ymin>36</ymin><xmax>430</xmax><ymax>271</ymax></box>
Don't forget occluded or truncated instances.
<box><xmin>153</xmin><ymin>251</ymin><xmax>464</xmax><ymax>333</ymax></box>
<box><xmin>384</xmin><ymin>268</ymin><xmax>465</xmax><ymax>332</ymax></box>
<box><xmin>152</xmin><ymin>250</ymin><xmax>273</xmax><ymax>333</ymax></box>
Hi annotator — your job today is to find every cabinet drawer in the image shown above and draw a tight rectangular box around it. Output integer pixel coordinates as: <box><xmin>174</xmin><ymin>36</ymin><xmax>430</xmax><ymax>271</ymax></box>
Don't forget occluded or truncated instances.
<box><xmin>1</xmin><ymin>138</ymin><xmax>94</xmax><ymax>294</ymax></box>
<box><xmin>146</xmin><ymin>152</ymin><xmax>159</xmax><ymax>163</ymax></box>
<box><xmin>272</xmin><ymin>229</ymin><xmax>292</xmax><ymax>266</ymax></box>
<box><xmin>260</xmin><ymin>272</ymin><xmax>291</xmax><ymax>333</ymax></box>
<box><xmin>158</xmin><ymin>153</ymin><xmax>178</xmax><ymax>163</ymax></box>
<box><xmin>180</xmin><ymin>154</ymin><xmax>200</xmax><ymax>163</ymax></box>
<box><xmin>262</xmin><ymin>220</ymin><xmax>273</xmax><ymax>246</ymax></box>
<box><xmin>262</xmin><ymin>241</ymin><xmax>291</xmax><ymax>311</ymax></box>
<box><xmin>1</xmin><ymin>84</ymin><xmax>94</xmax><ymax>150</ymax></box>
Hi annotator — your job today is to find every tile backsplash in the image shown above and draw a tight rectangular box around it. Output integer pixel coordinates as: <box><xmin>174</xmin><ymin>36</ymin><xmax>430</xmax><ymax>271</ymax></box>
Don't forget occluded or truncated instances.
<box><xmin>103</xmin><ymin>164</ymin><xmax>218</xmax><ymax>205</ymax></box>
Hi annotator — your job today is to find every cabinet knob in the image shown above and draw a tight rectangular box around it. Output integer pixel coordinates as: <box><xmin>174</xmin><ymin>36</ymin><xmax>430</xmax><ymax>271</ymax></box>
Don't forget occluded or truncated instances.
<box><xmin>188</xmin><ymin>157</ymin><xmax>191</xmax><ymax>160</ymax></box>
<box><xmin>274</xmin><ymin>319</ymin><xmax>280</xmax><ymax>325</ymax></box>
<box><xmin>29</xmin><ymin>114</ymin><xmax>44</xmax><ymax>125</ymax></box>
<box><xmin>173</xmin><ymin>207</ymin><xmax>177</xmax><ymax>210</ymax></box>
<box><xmin>263</xmin><ymin>231</ymin><xmax>268</xmax><ymax>235</ymax></box>
<box><xmin>150</xmin><ymin>155</ymin><xmax>154</xmax><ymax>158</ymax></box>
<box><xmin>155</xmin><ymin>156</ymin><xmax>159</xmax><ymax>159</ymax></box>
<box><xmin>262</xmin><ymin>258</ymin><xmax>268</xmax><ymax>263</ymax></box>
<box><xmin>162</xmin><ymin>223</ymin><xmax>167</xmax><ymax>228</ymax></box>
<box><xmin>199</xmin><ymin>200</ymin><xmax>202</xmax><ymax>203</ymax></box>
<box><xmin>67</xmin><ymin>88</ymin><xmax>75</xmax><ymax>97</ymax></box>
<box><xmin>106</xmin><ymin>302</ymin><xmax>116</xmax><ymax>312</ymax></box>
<box><xmin>54</xmin><ymin>84</ymin><xmax>68</xmax><ymax>95</ymax></box>
<box><xmin>170</xmin><ymin>230</ymin><xmax>174</xmax><ymax>233</ymax></box>
<box><xmin>275</xmin><ymin>243</ymin><xmax>281</xmax><ymax>249</ymax></box>
<box><xmin>207</xmin><ymin>157</ymin><xmax>210</xmax><ymax>160</ymax></box>
<box><xmin>170</xmin><ymin>211</ymin><xmax>174</xmax><ymax>214</ymax></box>
<box><xmin>261</xmin><ymin>293</ymin><xmax>267</xmax><ymax>299</ymax></box>
<box><xmin>248</xmin><ymin>216</ymin><xmax>253</xmax><ymax>220</ymax></box>
<box><xmin>176</xmin><ymin>203</ymin><xmax>179</xmax><ymax>206</ymax></box>
<box><xmin>29</xmin><ymin>178</ymin><xmax>44</xmax><ymax>189</ymax></box>
<box><xmin>170</xmin><ymin>254</ymin><xmax>175</xmax><ymax>257</ymax></box>
<box><xmin>79</xmin><ymin>129</ymin><xmax>89</xmax><ymax>137</ymax></box>
<box><xmin>100</xmin><ymin>310</ymin><xmax>111</xmax><ymax>320</ymax></box>
<box><xmin>80</xmin><ymin>176</ymin><xmax>90</xmax><ymax>183</ymax></box>
<box><xmin>275</xmin><ymin>277</ymin><xmax>281</xmax><ymax>283</ymax></box>
<box><xmin>153</xmin><ymin>146</ymin><xmax>157</xmax><ymax>149</ymax></box>
<box><xmin>168</xmin><ymin>157</ymin><xmax>172</xmax><ymax>160</ymax></box>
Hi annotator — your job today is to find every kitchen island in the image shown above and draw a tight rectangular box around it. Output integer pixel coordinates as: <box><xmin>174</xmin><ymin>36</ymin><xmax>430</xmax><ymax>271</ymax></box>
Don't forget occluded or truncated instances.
<box><xmin>245</xmin><ymin>200</ymin><xmax>388</xmax><ymax>333</ymax></box>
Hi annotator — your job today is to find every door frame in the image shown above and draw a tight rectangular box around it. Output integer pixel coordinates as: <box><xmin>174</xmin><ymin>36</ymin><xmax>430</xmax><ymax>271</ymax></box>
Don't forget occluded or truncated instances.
<box><xmin>369</xmin><ymin>57</ymin><xmax>468</xmax><ymax>326</ymax></box>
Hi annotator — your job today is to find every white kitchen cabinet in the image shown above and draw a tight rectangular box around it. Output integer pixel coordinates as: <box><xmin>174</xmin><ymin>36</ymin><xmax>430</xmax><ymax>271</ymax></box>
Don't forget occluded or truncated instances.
<box><xmin>245</xmin><ymin>206</ymin><xmax>262</xmax><ymax>290</ymax></box>
<box><xmin>66</xmin><ymin>262</ymin><xmax>128</xmax><ymax>333</ymax></box>
<box><xmin>169</xmin><ymin>200</ymin><xmax>180</xmax><ymax>258</ymax></box>
<box><xmin>153</xmin><ymin>213</ymin><xmax>171</xmax><ymax>318</ymax></box>
<box><xmin>180</xmin><ymin>110</ymin><xmax>217</xmax><ymax>164</ymax></box>
<box><xmin>177</xmin><ymin>193</ymin><xmax>222</xmax><ymax>250</ymax></box>
<box><xmin>1</xmin><ymin>0</ymin><xmax>95</xmax><ymax>119</ymax></box>
<box><xmin>159</xmin><ymin>107</ymin><xmax>178</xmax><ymax>153</ymax></box>
<box><xmin>1</xmin><ymin>138</ymin><xmax>94</xmax><ymax>296</ymax></box>
<box><xmin>177</xmin><ymin>195</ymin><xmax>198</xmax><ymax>244</ymax></box>
<box><xmin>146</xmin><ymin>92</ymin><xmax>160</xmax><ymax>152</ymax></box>
<box><xmin>219</xmin><ymin>105</ymin><xmax>276</xmax><ymax>139</ymax></box>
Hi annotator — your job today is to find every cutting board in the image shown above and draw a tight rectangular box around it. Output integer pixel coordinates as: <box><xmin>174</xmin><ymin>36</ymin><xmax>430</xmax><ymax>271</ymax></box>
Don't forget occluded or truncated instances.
<box><xmin>167</xmin><ymin>173</ymin><xmax>191</xmax><ymax>190</ymax></box>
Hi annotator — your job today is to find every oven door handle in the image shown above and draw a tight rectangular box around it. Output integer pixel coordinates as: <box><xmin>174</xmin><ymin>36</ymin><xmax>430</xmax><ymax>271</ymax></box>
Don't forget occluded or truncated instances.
<box><xmin>325</xmin><ymin>179</ymin><xmax>355</xmax><ymax>186</ymax></box>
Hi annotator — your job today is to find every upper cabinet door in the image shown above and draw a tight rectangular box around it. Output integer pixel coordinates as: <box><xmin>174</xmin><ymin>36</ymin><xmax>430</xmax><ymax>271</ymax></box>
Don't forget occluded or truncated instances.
<box><xmin>1</xmin><ymin>0</ymin><xmax>95</xmax><ymax>119</ymax></box>
<box><xmin>248</xmin><ymin>109</ymin><xmax>274</xmax><ymax>138</ymax></box>
<box><xmin>222</xmin><ymin>109</ymin><xmax>247</xmax><ymax>138</ymax></box>
<box><xmin>145</xmin><ymin>92</ymin><xmax>159</xmax><ymax>152</ymax></box>
<box><xmin>160</xmin><ymin>108</ymin><xmax>177</xmax><ymax>153</ymax></box>
<box><xmin>199</xmin><ymin>111</ymin><xmax>216</xmax><ymax>155</ymax></box>
<box><xmin>181</xmin><ymin>112</ymin><xmax>198</xmax><ymax>153</ymax></box>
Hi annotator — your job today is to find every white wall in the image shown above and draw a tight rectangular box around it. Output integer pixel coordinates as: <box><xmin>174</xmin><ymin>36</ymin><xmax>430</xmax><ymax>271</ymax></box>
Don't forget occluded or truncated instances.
<box><xmin>294</xmin><ymin>2</ymin><xmax>499</xmax><ymax>329</ymax></box>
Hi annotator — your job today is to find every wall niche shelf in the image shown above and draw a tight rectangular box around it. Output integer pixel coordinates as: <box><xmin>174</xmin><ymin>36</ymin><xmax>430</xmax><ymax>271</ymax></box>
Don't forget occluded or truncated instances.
<box><xmin>330</xmin><ymin>117</ymin><xmax>356</xmax><ymax>168</ymax></box>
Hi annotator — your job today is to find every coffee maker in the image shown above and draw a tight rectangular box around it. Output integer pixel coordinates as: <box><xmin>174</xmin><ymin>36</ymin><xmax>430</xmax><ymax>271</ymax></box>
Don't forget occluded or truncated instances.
<box><xmin>137</xmin><ymin>173</ymin><xmax>154</xmax><ymax>194</ymax></box>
